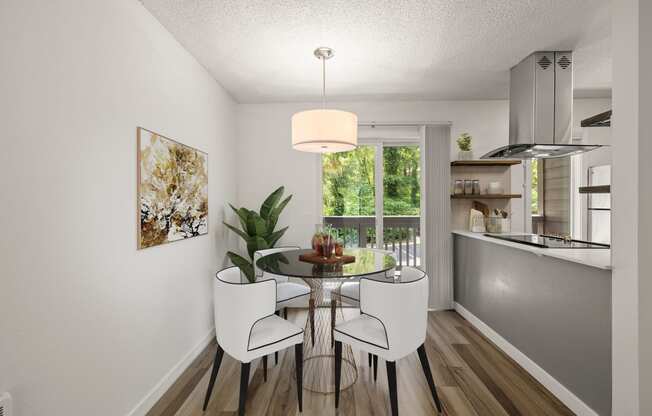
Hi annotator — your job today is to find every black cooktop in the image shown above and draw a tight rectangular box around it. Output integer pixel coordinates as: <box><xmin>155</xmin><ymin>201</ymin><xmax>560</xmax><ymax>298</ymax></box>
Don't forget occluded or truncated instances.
<box><xmin>484</xmin><ymin>234</ymin><xmax>610</xmax><ymax>249</ymax></box>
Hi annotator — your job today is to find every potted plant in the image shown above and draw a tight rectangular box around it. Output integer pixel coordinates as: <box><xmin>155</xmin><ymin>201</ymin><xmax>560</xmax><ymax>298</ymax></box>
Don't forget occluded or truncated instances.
<box><xmin>223</xmin><ymin>186</ymin><xmax>292</xmax><ymax>282</ymax></box>
<box><xmin>456</xmin><ymin>133</ymin><xmax>473</xmax><ymax>160</ymax></box>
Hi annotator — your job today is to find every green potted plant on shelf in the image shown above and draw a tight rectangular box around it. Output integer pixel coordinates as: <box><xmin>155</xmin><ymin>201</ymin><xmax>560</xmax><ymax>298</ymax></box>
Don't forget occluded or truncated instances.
<box><xmin>456</xmin><ymin>132</ymin><xmax>473</xmax><ymax>160</ymax></box>
<box><xmin>223</xmin><ymin>186</ymin><xmax>292</xmax><ymax>282</ymax></box>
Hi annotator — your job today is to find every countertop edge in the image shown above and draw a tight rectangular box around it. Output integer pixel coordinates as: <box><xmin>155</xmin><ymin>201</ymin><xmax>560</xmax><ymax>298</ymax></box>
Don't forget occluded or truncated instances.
<box><xmin>452</xmin><ymin>230</ymin><xmax>613</xmax><ymax>271</ymax></box>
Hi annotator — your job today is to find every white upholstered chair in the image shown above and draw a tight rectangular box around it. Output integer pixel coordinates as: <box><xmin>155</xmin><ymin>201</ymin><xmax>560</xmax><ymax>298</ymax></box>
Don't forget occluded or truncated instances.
<box><xmin>203</xmin><ymin>267</ymin><xmax>304</xmax><ymax>415</ymax></box>
<box><xmin>332</xmin><ymin>247</ymin><xmax>397</xmax><ymax>307</ymax></box>
<box><xmin>333</xmin><ymin>267</ymin><xmax>442</xmax><ymax>415</ymax></box>
<box><xmin>254</xmin><ymin>247</ymin><xmax>315</xmax><ymax>355</ymax></box>
<box><xmin>331</xmin><ymin>247</ymin><xmax>396</xmax><ymax>370</ymax></box>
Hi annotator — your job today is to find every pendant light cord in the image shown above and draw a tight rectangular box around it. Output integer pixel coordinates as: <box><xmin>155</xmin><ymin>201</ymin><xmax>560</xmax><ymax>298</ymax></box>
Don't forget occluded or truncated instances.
<box><xmin>322</xmin><ymin>57</ymin><xmax>326</xmax><ymax>109</ymax></box>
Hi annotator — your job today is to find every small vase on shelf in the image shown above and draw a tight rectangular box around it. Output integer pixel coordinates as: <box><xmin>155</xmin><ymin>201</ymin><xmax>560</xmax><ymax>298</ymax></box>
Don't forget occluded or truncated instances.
<box><xmin>457</xmin><ymin>150</ymin><xmax>474</xmax><ymax>160</ymax></box>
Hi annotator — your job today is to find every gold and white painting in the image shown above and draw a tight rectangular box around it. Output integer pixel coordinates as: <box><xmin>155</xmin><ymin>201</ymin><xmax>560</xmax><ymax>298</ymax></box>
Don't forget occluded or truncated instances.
<box><xmin>137</xmin><ymin>128</ymin><xmax>208</xmax><ymax>249</ymax></box>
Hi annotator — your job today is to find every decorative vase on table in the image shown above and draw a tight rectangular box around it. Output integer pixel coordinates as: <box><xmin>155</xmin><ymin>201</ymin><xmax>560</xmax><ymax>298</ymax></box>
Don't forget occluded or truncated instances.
<box><xmin>334</xmin><ymin>237</ymin><xmax>344</xmax><ymax>257</ymax></box>
<box><xmin>312</xmin><ymin>224</ymin><xmax>335</xmax><ymax>258</ymax></box>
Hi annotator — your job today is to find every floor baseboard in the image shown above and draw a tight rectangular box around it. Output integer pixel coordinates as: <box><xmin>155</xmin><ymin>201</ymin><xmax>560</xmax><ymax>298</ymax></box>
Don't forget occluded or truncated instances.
<box><xmin>126</xmin><ymin>328</ymin><xmax>215</xmax><ymax>416</ymax></box>
<box><xmin>454</xmin><ymin>302</ymin><xmax>598</xmax><ymax>416</ymax></box>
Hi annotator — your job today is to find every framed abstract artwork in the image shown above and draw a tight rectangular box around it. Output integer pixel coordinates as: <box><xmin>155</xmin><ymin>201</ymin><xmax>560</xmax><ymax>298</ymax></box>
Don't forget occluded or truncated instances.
<box><xmin>137</xmin><ymin>127</ymin><xmax>208</xmax><ymax>249</ymax></box>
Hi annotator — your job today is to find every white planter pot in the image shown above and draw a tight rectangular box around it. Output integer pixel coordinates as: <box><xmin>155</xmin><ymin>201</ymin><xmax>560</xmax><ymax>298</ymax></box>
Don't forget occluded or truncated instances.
<box><xmin>458</xmin><ymin>150</ymin><xmax>474</xmax><ymax>160</ymax></box>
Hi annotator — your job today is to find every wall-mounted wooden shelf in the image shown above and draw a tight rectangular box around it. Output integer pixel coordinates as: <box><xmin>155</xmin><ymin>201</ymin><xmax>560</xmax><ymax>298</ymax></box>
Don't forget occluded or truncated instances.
<box><xmin>451</xmin><ymin>160</ymin><xmax>522</xmax><ymax>167</ymax></box>
<box><xmin>451</xmin><ymin>194</ymin><xmax>522</xmax><ymax>199</ymax></box>
<box><xmin>581</xmin><ymin>110</ymin><xmax>612</xmax><ymax>127</ymax></box>
<box><xmin>579</xmin><ymin>185</ymin><xmax>611</xmax><ymax>194</ymax></box>
<box><xmin>450</xmin><ymin>160</ymin><xmax>521</xmax><ymax>229</ymax></box>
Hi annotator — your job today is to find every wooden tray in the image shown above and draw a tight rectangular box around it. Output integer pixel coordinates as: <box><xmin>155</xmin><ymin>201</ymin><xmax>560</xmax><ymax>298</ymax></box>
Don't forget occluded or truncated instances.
<box><xmin>299</xmin><ymin>252</ymin><xmax>356</xmax><ymax>265</ymax></box>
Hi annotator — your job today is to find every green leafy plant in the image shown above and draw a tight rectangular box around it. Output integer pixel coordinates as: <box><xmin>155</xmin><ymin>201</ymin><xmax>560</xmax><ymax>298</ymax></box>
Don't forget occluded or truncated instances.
<box><xmin>223</xmin><ymin>186</ymin><xmax>292</xmax><ymax>282</ymax></box>
<box><xmin>457</xmin><ymin>133</ymin><xmax>472</xmax><ymax>151</ymax></box>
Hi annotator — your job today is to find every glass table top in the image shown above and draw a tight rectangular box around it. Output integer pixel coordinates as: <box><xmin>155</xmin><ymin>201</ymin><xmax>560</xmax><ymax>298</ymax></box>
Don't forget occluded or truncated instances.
<box><xmin>255</xmin><ymin>248</ymin><xmax>397</xmax><ymax>279</ymax></box>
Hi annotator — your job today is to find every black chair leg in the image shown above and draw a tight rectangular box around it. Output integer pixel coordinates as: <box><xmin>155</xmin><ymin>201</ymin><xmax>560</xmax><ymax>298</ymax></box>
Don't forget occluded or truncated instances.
<box><xmin>334</xmin><ymin>341</ymin><xmax>342</xmax><ymax>409</ymax></box>
<box><xmin>368</xmin><ymin>352</ymin><xmax>372</xmax><ymax>367</ymax></box>
<box><xmin>373</xmin><ymin>355</ymin><xmax>378</xmax><ymax>382</ymax></box>
<box><xmin>262</xmin><ymin>355</ymin><xmax>268</xmax><ymax>382</ymax></box>
<box><xmin>295</xmin><ymin>343</ymin><xmax>304</xmax><ymax>412</ymax></box>
<box><xmin>284</xmin><ymin>307</ymin><xmax>288</xmax><ymax>320</ymax></box>
<box><xmin>330</xmin><ymin>299</ymin><xmax>337</xmax><ymax>347</ymax></box>
<box><xmin>386</xmin><ymin>361</ymin><xmax>398</xmax><ymax>416</ymax></box>
<box><xmin>202</xmin><ymin>344</ymin><xmax>224</xmax><ymax>411</ymax></box>
<box><xmin>238</xmin><ymin>362</ymin><xmax>251</xmax><ymax>416</ymax></box>
<box><xmin>275</xmin><ymin>310</ymin><xmax>281</xmax><ymax>364</ymax></box>
<box><xmin>309</xmin><ymin>298</ymin><xmax>316</xmax><ymax>347</ymax></box>
<box><xmin>203</xmin><ymin>345</ymin><xmax>224</xmax><ymax>411</ymax></box>
<box><xmin>417</xmin><ymin>344</ymin><xmax>443</xmax><ymax>413</ymax></box>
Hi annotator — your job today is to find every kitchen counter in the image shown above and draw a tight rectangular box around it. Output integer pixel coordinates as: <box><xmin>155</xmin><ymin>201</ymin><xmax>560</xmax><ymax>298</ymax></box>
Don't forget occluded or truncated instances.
<box><xmin>452</xmin><ymin>230</ymin><xmax>612</xmax><ymax>270</ymax></box>
<box><xmin>453</xmin><ymin>230</ymin><xmax>612</xmax><ymax>415</ymax></box>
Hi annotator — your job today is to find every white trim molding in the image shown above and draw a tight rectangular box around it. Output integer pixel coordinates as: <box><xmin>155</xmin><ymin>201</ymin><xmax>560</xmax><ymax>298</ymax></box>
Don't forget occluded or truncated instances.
<box><xmin>126</xmin><ymin>329</ymin><xmax>216</xmax><ymax>416</ymax></box>
<box><xmin>454</xmin><ymin>302</ymin><xmax>599</xmax><ymax>416</ymax></box>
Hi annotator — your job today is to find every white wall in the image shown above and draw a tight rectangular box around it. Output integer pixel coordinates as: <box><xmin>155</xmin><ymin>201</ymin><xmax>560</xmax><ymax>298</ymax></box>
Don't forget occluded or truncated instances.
<box><xmin>0</xmin><ymin>1</ymin><xmax>236</xmax><ymax>416</ymax></box>
<box><xmin>236</xmin><ymin>100</ymin><xmax>513</xmax><ymax>245</ymax></box>
<box><xmin>236</xmin><ymin>99</ymin><xmax>611</xmax><ymax>246</ymax></box>
<box><xmin>611</xmin><ymin>1</ymin><xmax>652</xmax><ymax>415</ymax></box>
<box><xmin>610</xmin><ymin>0</ymin><xmax>650</xmax><ymax>414</ymax></box>
<box><xmin>639</xmin><ymin>3</ymin><xmax>652</xmax><ymax>413</ymax></box>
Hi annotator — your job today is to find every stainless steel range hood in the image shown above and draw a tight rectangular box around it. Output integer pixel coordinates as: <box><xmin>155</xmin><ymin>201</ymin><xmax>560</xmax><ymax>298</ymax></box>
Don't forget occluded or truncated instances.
<box><xmin>482</xmin><ymin>51</ymin><xmax>604</xmax><ymax>159</ymax></box>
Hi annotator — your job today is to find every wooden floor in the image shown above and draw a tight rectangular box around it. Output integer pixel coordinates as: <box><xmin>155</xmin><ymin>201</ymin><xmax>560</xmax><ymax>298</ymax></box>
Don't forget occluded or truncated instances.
<box><xmin>147</xmin><ymin>310</ymin><xmax>574</xmax><ymax>416</ymax></box>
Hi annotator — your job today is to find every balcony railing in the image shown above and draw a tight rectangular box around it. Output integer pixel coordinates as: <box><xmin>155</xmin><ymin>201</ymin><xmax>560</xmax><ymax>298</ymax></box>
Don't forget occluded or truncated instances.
<box><xmin>323</xmin><ymin>216</ymin><xmax>420</xmax><ymax>268</ymax></box>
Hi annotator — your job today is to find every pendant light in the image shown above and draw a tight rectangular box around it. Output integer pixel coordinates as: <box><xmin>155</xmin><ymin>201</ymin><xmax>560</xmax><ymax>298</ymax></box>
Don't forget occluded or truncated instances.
<box><xmin>292</xmin><ymin>47</ymin><xmax>358</xmax><ymax>153</ymax></box>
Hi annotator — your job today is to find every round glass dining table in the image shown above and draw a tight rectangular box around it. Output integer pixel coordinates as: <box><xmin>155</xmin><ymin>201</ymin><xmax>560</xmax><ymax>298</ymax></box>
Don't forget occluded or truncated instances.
<box><xmin>256</xmin><ymin>248</ymin><xmax>397</xmax><ymax>394</ymax></box>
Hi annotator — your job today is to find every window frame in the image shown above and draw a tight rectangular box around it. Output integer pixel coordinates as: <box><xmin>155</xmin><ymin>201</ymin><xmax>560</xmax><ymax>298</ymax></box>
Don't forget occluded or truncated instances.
<box><xmin>319</xmin><ymin>137</ymin><xmax>422</xmax><ymax>255</ymax></box>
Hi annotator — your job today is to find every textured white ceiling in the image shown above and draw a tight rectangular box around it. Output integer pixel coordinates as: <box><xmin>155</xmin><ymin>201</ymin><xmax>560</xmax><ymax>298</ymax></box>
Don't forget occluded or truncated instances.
<box><xmin>141</xmin><ymin>0</ymin><xmax>612</xmax><ymax>103</ymax></box>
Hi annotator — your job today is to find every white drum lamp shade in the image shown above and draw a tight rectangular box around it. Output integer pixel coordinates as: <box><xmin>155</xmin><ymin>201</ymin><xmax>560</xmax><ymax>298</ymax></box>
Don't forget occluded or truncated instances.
<box><xmin>292</xmin><ymin>109</ymin><xmax>358</xmax><ymax>153</ymax></box>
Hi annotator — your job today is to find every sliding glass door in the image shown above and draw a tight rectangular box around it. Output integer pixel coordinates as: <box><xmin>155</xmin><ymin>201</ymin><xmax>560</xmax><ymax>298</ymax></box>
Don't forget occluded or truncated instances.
<box><xmin>381</xmin><ymin>145</ymin><xmax>421</xmax><ymax>267</ymax></box>
<box><xmin>322</xmin><ymin>142</ymin><xmax>421</xmax><ymax>268</ymax></box>
<box><xmin>322</xmin><ymin>145</ymin><xmax>376</xmax><ymax>248</ymax></box>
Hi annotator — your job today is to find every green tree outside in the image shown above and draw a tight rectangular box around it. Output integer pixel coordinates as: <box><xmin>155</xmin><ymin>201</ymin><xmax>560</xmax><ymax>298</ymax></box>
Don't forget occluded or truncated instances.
<box><xmin>322</xmin><ymin>145</ymin><xmax>420</xmax><ymax>216</ymax></box>
<box><xmin>531</xmin><ymin>160</ymin><xmax>539</xmax><ymax>214</ymax></box>
<box><xmin>383</xmin><ymin>146</ymin><xmax>420</xmax><ymax>215</ymax></box>
<box><xmin>322</xmin><ymin>146</ymin><xmax>375</xmax><ymax>216</ymax></box>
